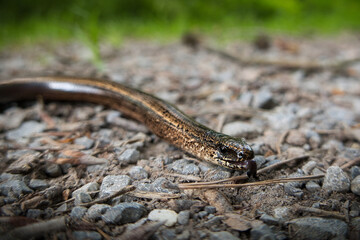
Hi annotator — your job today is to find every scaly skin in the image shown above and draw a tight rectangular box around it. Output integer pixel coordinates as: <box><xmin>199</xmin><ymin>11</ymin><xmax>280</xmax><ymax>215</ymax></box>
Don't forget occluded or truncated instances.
<box><xmin>0</xmin><ymin>77</ymin><xmax>256</xmax><ymax>176</ymax></box>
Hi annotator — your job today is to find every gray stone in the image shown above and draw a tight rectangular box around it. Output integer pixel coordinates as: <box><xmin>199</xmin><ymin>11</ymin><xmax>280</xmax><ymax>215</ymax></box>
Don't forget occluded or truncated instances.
<box><xmin>251</xmin><ymin>224</ymin><xmax>276</xmax><ymax>240</ymax></box>
<box><xmin>70</xmin><ymin>206</ymin><xmax>87</xmax><ymax>220</ymax></box>
<box><xmin>254</xmin><ymin>155</ymin><xmax>267</xmax><ymax>169</ymax></box>
<box><xmin>0</xmin><ymin>173</ymin><xmax>22</xmax><ymax>182</ymax></box>
<box><xmin>205</xmin><ymin>169</ymin><xmax>232</xmax><ymax>181</ymax></box>
<box><xmin>351</xmin><ymin>217</ymin><xmax>360</xmax><ymax>232</ymax></box>
<box><xmin>102</xmin><ymin>202</ymin><xmax>146</xmax><ymax>224</ymax></box>
<box><xmin>6</xmin><ymin>121</ymin><xmax>45</xmax><ymax>140</ymax></box>
<box><xmin>72</xmin><ymin>182</ymin><xmax>100</xmax><ymax>198</ymax></box>
<box><xmin>323</xmin><ymin>106</ymin><xmax>355</xmax><ymax>126</ymax></box>
<box><xmin>323</xmin><ymin>166</ymin><xmax>350</xmax><ymax>193</ymax></box>
<box><xmin>99</xmin><ymin>175</ymin><xmax>131</xmax><ymax>198</ymax></box>
<box><xmin>197</xmin><ymin>211</ymin><xmax>209</xmax><ymax>219</ymax></box>
<box><xmin>93</xmin><ymin>128</ymin><xmax>113</xmax><ymax>144</ymax></box>
<box><xmin>306</xmin><ymin>130</ymin><xmax>321</xmax><ymax>149</ymax></box>
<box><xmin>72</xmin><ymin>231</ymin><xmax>102</xmax><ymax>240</ymax></box>
<box><xmin>265</xmin><ymin>105</ymin><xmax>299</xmax><ymax>131</ymax></box>
<box><xmin>209</xmin><ymin>231</ymin><xmax>239</xmax><ymax>240</ymax></box>
<box><xmin>222</xmin><ymin>121</ymin><xmax>260</xmax><ymax>138</ymax></box>
<box><xmin>205</xmin><ymin>206</ymin><xmax>217</xmax><ymax>214</ymax></box>
<box><xmin>169</xmin><ymin>199</ymin><xmax>201</xmax><ymax>212</ymax></box>
<box><xmin>28</xmin><ymin>179</ymin><xmax>49</xmax><ymax>190</ymax></box>
<box><xmin>148</xmin><ymin>209</ymin><xmax>178</xmax><ymax>227</ymax></box>
<box><xmin>260</xmin><ymin>213</ymin><xmax>279</xmax><ymax>225</ymax></box>
<box><xmin>252</xmin><ymin>88</ymin><xmax>276</xmax><ymax>109</ymax></box>
<box><xmin>284</xmin><ymin>172</ymin><xmax>305</xmax><ymax>198</ymax></box>
<box><xmin>177</xmin><ymin>229</ymin><xmax>190</xmax><ymax>240</ymax></box>
<box><xmin>74</xmin><ymin>136</ymin><xmax>94</xmax><ymax>149</ymax></box>
<box><xmin>351</xmin><ymin>175</ymin><xmax>360</xmax><ymax>196</ymax></box>
<box><xmin>129</xmin><ymin>166</ymin><xmax>148</xmax><ymax>180</ymax></box>
<box><xmin>117</xmin><ymin>149</ymin><xmax>140</xmax><ymax>164</ymax></box>
<box><xmin>302</xmin><ymin>160</ymin><xmax>317</xmax><ymax>175</ymax></box>
<box><xmin>106</xmin><ymin>110</ymin><xmax>122</xmax><ymax>123</ymax></box>
<box><xmin>239</xmin><ymin>92</ymin><xmax>253</xmax><ymax>107</ymax></box>
<box><xmin>0</xmin><ymin>179</ymin><xmax>33</xmax><ymax>197</ymax></box>
<box><xmin>168</xmin><ymin>159</ymin><xmax>200</xmax><ymax>175</ymax></box>
<box><xmin>177</xmin><ymin>210</ymin><xmax>190</xmax><ymax>225</ymax></box>
<box><xmin>351</xmin><ymin>166</ymin><xmax>360</xmax><ymax>180</ymax></box>
<box><xmin>26</xmin><ymin>209</ymin><xmax>43</xmax><ymax>219</ymax></box>
<box><xmin>152</xmin><ymin>177</ymin><xmax>179</xmax><ymax>194</ymax></box>
<box><xmin>288</xmin><ymin>217</ymin><xmax>348</xmax><ymax>240</ymax></box>
<box><xmin>44</xmin><ymin>164</ymin><xmax>62</xmax><ymax>177</ymax></box>
<box><xmin>74</xmin><ymin>192</ymin><xmax>92</xmax><ymax>205</ymax></box>
<box><xmin>159</xmin><ymin>229</ymin><xmax>176</xmax><ymax>240</ymax></box>
<box><xmin>322</xmin><ymin>139</ymin><xmax>344</xmax><ymax>150</ymax></box>
<box><xmin>306</xmin><ymin>181</ymin><xmax>321</xmax><ymax>192</ymax></box>
<box><xmin>274</xmin><ymin>207</ymin><xmax>291</xmax><ymax>221</ymax></box>
<box><xmin>86</xmin><ymin>204</ymin><xmax>111</xmax><ymax>221</ymax></box>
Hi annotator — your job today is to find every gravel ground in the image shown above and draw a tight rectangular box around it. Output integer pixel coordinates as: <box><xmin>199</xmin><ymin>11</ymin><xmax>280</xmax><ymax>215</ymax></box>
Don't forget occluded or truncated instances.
<box><xmin>0</xmin><ymin>34</ymin><xmax>360</xmax><ymax>239</ymax></box>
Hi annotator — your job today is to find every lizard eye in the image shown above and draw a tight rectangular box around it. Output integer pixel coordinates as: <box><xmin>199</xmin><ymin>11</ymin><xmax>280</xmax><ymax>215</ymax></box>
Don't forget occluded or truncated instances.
<box><xmin>219</xmin><ymin>147</ymin><xmax>238</xmax><ymax>160</ymax></box>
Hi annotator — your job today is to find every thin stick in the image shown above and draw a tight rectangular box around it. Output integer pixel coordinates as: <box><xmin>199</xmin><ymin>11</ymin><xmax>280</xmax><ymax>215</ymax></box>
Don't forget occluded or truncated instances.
<box><xmin>79</xmin><ymin>185</ymin><xmax>135</xmax><ymax>207</ymax></box>
<box><xmin>180</xmin><ymin>155</ymin><xmax>310</xmax><ymax>187</ymax></box>
<box><xmin>340</xmin><ymin>157</ymin><xmax>360</xmax><ymax>170</ymax></box>
<box><xmin>179</xmin><ymin>174</ymin><xmax>324</xmax><ymax>189</ymax></box>
<box><xmin>1</xmin><ymin>216</ymin><xmax>67</xmax><ymax>240</ymax></box>
<box><xmin>296</xmin><ymin>205</ymin><xmax>346</xmax><ymax>221</ymax></box>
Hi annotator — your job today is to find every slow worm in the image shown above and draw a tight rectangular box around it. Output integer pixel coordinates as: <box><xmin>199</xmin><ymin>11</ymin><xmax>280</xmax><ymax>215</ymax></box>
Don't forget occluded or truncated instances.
<box><xmin>0</xmin><ymin>77</ymin><xmax>256</xmax><ymax>176</ymax></box>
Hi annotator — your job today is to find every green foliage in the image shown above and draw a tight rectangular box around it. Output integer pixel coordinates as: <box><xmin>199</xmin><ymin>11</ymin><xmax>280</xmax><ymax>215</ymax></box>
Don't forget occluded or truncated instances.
<box><xmin>1</xmin><ymin>0</ymin><xmax>360</xmax><ymax>62</ymax></box>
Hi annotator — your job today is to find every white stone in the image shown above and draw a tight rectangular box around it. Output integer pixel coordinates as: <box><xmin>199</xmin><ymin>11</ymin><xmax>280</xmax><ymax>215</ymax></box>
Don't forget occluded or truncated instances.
<box><xmin>148</xmin><ymin>209</ymin><xmax>178</xmax><ymax>227</ymax></box>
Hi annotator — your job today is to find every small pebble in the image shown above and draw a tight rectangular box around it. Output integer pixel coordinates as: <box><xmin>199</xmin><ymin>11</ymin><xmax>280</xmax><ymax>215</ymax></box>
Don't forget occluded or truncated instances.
<box><xmin>288</xmin><ymin>217</ymin><xmax>348</xmax><ymax>240</ymax></box>
<box><xmin>74</xmin><ymin>192</ymin><xmax>92</xmax><ymax>205</ymax></box>
<box><xmin>72</xmin><ymin>182</ymin><xmax>99</xmax><ymax>198</ymax></box>
<box><xmin>28</xmin><ymin>179</ymin><xmax>49</xmax><ymax>190</ymax></box>
<box><xmin>102</xmin><ymin>202</ymin><xmax>146</xmax><ymax>224</ymax></box>
<box><xmin>351</xmin><ymin>175</ymin><xmax>360</xmax><ymax>196</ymax></box>
<box><xmin>251</xmin><ymin>224</ymin><xmax>276</xmax><ymax>240</ymax></box>
<box><xmin>286</xmin><ymin>130</ymin><xmax>307</xmax><ymax>146</ymax></box>
<box><xmin>204</xmin><ymin>206</ymin><xmax>217</xmax><ymax>214</ymax></box>
<box><xmin>26</xmin><ymin>209</ymin><xmax>43</xmax><ymax>219</ymax></box>
<box><xmin>6</xmin><ymin>121</ymin><xmax>45</xmax><ymax>141</ymax></box>
<box><xmin>306</xmin><ymin>181</ymin><xmax>321</xmax><ymax>192</ymax></box>
<box><xmin>72</xmin><ymin>231</ymin><xmax>102</xmax><ymax>240</ymax></box>
<box><xmin>44</xmin><ymin>164</ymin><xmax>62</xmax><ymax>178</ymax></box>
<box><xmin>86</xmin><ymin>204</ymin><xmax>111</xmax><ymax>221</ymax></box>
<box><xmin>74</xmin><ymin>136</ymin><xmax>94</xmax><ymax>149</ymax></box>
<box><xmin>129</xmin><ymin>166</ymin><xmax>149</xmax><ymax>180</ymax></box>
<box><xmin>302</xmin><ymin>161</ymin><xmax>317</xmax><ymax>175</ymax></box>
<box><xmin>177</xmin><ymin>210</ymin><xmax>190</xmax><ymax>225</ymax></box>
<box><xmin>197</xmin><ymin>211</ymin><xmax>209</xmax><ymax>219</ymax></box>
<box><xmin>70</xmin><ymin>206</ymin><xmax>87</xmax><ymax>220</ymax></box>
<box><xmin>152</xmin><ymin>177</ymin><xmax>179</xmax><ymax>194</ymax></box>
<box><xmin>168</xmin><ymin>159</ymin><xmax>200</xmax><ymax>175</ymax></box>
<box><xmin>350</xmin><ymin>166</ymin><xmax>360</xmax><ymax>180</ymax></box>
<box><xmin>209</xmin><ymin>231</ymin><xmax>239</xmax><ymax>240</ymax></box>
<box><xmin>322</xmin><ymin>166</ymin><xmax>350</xmax><ymax>193</ymax></box>
<box><xmin>260</xmin><ymin>213</ymin><xmax>279</xmax><ymax>225</ymax></box>
<box><xmin>99</xmin><ymin>175</ymin><xmax>131</xmax><ymax>198</ymax></box>
<box><xmin>274</xmin><ymin>207</ymin><xmax>291</xmax><ymax>221</ymax></box>
<box><xmin>0</xmin><ymin>179</ymin><xmax>33</xmax><ymax>197</ymax></box>
<box><xmin>205</xmin><ymin>169</ymin><xmax>232</xmax><ymax>181</ymax></box>
<box><xmin>118</xmin><ymin>149</ymin><xmax>140</xmax><ymax>164</ymax></box>
<box><xmin>222</xmin><ymin>121</ymin><xmax>261</xmax><ymax>139</ymax></box>
<box><xmin>148</xmin><ymin>209</ymin><xmax>178</xmax><ymax>227</ymax></box>
<box><xmin>159</xmin><ymin>229</ymin><xmax>176</xmax><ymax>240</ymax></box>
<box><xmin>252</xmin><ymin>88</ymin><xmax>276</xmax><ymax>109</ymax></box>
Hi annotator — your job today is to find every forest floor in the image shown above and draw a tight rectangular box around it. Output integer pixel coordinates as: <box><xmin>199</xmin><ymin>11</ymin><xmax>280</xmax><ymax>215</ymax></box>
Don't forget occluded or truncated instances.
<box><xmin>0</xmin><ymin>34</ymin><xmax>360</xmax><ymax>239</ymax></box>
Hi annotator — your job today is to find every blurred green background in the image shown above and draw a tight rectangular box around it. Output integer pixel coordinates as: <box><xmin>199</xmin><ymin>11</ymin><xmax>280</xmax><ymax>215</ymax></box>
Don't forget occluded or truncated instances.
<box><xmin>1</xmin><ymin>0</ymin><xmax>360</xmax><ymax>49</ymax></box>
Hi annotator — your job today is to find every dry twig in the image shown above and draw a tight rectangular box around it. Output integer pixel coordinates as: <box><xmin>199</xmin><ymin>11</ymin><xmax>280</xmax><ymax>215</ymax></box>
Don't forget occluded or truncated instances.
<box><xmin>179</xmin><ymin>174</ymin><xmax>324</xmax><ymax>189</ymax></box>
